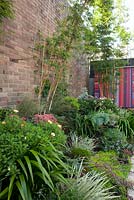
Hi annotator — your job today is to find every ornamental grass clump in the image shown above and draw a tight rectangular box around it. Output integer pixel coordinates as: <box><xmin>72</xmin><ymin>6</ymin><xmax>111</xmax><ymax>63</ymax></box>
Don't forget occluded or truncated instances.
<box><xmin>60</xmin><ymin>163</ymin><xmax>118</xmax><ymax>200</ymax></box>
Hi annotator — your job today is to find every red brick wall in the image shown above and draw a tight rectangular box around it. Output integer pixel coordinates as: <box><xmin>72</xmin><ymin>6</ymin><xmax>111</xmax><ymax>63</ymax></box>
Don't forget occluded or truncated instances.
<box><xmin>68</xmin><ymin>57</ymin><xmax>89</xmax><ymax>97</ymax></box>
<box><xmin>0</xmin><ymin>0</ymin><xmax>64</xmax><ymax>106</ymax></box>
<box><xmin>0</xmin><ymin>0</ymin><xmax>89</xmax><ymax>107</ymax></box>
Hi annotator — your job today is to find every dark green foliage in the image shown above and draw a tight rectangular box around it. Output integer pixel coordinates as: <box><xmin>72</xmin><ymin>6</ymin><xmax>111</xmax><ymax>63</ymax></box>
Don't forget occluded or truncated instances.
<box><xmin>51</xmin><ymin>83</ymin><xmax>69</xmax><ymax>114</ymax></box>
<box><xmin>54</xmin><ymin>95</ymin><xmax>134</xmax><ymax>179</ymax></box>
<box><xmin>78</xmin><ymin>98</ymin><xmax>119</xmax><ymax>114</ymax></box>
<box><xmin>101</xmin><ymin>128</ymin><xmax>127</xmax><ymax>152</ymax></box>
<box><xmin>0</xmin><ymin>108</ymin><xmax>15</xmax><ymax>121</ymax></box>
<box><xmin>127</xmin><ymin>110</ymin><xmax>134</xmax><ymax>131</ymax></box>
<box><xmin>37</xmin><ymin>122</ymin><xmax>67</xmax><ymax>147</ymax></box>
<box><xmin>0</xmin><ymin>116</ymin><xmax>68</xmax><ymax>199</ymax></box>
<box><xmin>52</xmin><ymin>96</ymin><xmax>80</xmax><ymax>133</ymax></box>
<box><xmin>57</xmin><ymin>97</ymin><xmax>120</xmax><ymax>135</ymax></box>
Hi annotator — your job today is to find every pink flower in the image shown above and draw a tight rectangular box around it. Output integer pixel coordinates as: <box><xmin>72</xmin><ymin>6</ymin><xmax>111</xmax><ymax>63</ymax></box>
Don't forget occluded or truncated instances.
<box><xmin>34</xmin><ymin>114</ymin><xmax>57</xmax><ymax>124</ymax></box>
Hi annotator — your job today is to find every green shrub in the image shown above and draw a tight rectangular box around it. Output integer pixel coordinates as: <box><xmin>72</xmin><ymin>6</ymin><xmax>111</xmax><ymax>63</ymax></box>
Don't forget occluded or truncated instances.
<box><xmin>37</xmin><ymin>121</ymin><xmax>67</xmax><ymax>147</ymax></box>
<box><xmin>59</xmin><ymin>97</ymin><xmax>134</xmax><ymax>154</ymax></box>
<box><xmin>127</xmin><ymin>110</ymin><xmax>134</xmax><ymax>132</ymax></box>
<box><xmin>78</xmin><ymin>98</ymin><xmax>119</xmax><ymax>114</ymax></box>
<box><xmin>52</xmin><ymin>96</ymin><xmax>79</xmax><ymax>115</ymax></box>
<box><xmin>0</xmin><ymin>116</ymin><xmax>68</xmax><ymax>199</ymax></box>
<box><xmin>71</xmin><ymin>147</ymin><xmax>92</xmax><ymax>158</ymax></box>
<box><xmin>100</xmin><ymin>128</ymin><xmax>127</xmax><ymax>153</ymax></box>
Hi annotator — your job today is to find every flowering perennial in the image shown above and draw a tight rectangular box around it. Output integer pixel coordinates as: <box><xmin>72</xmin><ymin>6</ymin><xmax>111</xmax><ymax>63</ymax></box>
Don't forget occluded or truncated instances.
<box><xmin>34</xmin><ymin>114</ymin><xmax>57</xmax><ymax>124</ymax></box>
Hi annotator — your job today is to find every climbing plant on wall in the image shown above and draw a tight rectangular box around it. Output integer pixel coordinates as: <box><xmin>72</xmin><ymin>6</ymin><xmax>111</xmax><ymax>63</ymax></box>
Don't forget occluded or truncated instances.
<box><xmin>0</xmin><ymin>0</ymin><xmax>13</xmax><ymax>23</ymax></box>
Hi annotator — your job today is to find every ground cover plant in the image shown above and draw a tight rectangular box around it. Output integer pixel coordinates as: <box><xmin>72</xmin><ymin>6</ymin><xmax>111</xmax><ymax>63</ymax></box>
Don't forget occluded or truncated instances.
<box><xmin>89</xmin><ymin>151</ymin><xmax>131</xmax><ymax>200</ymax></box>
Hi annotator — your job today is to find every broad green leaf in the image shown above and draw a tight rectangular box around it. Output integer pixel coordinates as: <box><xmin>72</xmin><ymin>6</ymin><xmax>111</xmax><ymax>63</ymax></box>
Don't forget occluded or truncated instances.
<box><xmin>31</xmin><ymin>160</ymin><xmax>54</xmax><ymax>191</ymax></box>
<box><xmin>26</xmin><ymin>183</ymin><xmax>32</xmax><ymax>200</ymax></box>
<box><xmin>19</xmin><ymin>175</ymin><xmax>28</xmax><ymax>200</ymax></box>
<box><xmin>17</xmin><ymin>159</ymin><xmax>28</xmax><ymax>180</ymax></box>
<box><xmin>24</xmin><ymin>156</ymin><xmax>34</xmax><ymax>185</ymax></box>
<box><xmin>35</xmin><ymin>171</ymin><xmax>54</xmax><ymax>191</ymax></box>
<box><xmin>16</xmin><ymin>181</ymin><xmax>26</xmax><ymax>200</ymax></box>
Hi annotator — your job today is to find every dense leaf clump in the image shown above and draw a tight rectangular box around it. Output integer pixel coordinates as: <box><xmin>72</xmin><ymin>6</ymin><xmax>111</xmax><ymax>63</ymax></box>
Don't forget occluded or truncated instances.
<box><xmin>0</xmin><ymin>116</ymin><xmax>67</xmax><ymax>199</ymax></box>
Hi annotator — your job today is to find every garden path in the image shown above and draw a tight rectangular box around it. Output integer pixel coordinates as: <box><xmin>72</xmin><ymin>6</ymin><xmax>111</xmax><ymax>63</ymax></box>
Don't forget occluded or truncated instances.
<box><xmin>128</xmin><ymin>156</ymin><xmax>134</xmax><ymax>199</ymax></box>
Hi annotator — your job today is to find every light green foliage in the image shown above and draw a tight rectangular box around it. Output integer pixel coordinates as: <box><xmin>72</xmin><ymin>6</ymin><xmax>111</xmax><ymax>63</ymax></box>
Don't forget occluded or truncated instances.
<box><xmin>61</xmin><ymin>163</ymin><xmax>117</xmax><ymax>200</ymax></box>
<box><xmin>91</xmin><ymin>112</ymin><xmax>119</xmax><ymax>127</ymax></box>
<box><xmin>90</xmin><ymin>151</ymin><xmax>130</xmax><ymax>179</ymax></box>
<box><xmin>89</xmin><ymin>151</ymin><xmax>131</xmax><ymax>199</ymax></box>
<box><xmin>52</xmin><ymin>96</ymin><xmax>79</xmax><ymax>115</ymax></box>
<box><xmin>64</xmin><ymin>96</ymin><xmax>80</xmax><ymax>110</ymax></box>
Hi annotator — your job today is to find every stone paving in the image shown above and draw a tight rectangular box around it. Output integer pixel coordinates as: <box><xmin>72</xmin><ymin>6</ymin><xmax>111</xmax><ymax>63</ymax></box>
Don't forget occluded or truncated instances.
<box><xmin>128</xmin><ymin>156</ymin><xmax>134</xmax><ymax>199</ymax></box>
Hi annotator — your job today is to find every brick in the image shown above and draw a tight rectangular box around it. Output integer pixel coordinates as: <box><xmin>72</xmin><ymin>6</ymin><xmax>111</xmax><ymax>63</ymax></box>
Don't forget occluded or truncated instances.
<box><xmin>0</xmin><ymin>0</ymin><xmax>89</xmax><ymax>106</ymax></box>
